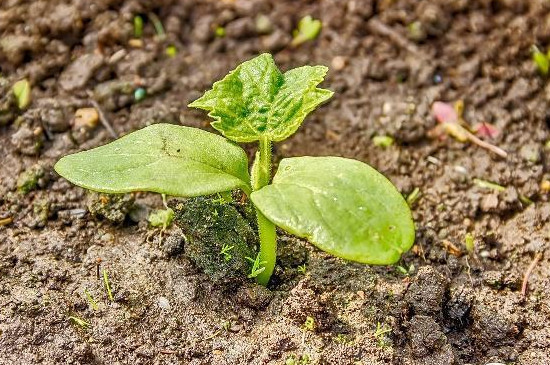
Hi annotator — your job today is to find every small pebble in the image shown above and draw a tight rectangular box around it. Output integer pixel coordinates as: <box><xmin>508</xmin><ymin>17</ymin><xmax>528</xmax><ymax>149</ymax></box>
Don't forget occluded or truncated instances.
<box><xmin>479</xmin><ymin>250</ymin><xmax>491</xmax><ymax>258</ymax></box>
<box><xmin>157</xmin><ymin>296</ymin><xmax>171</xmax><ymax>310</ymax></box>
<box><xmin>519</xmin><ymin>143</ymin><xmax>541</xmax><ymax>163</ymax></box>
<box><xmin>331</xmin><ymin>56</ymin><xmax>346</xmax><ymax>71</ymax></box>
<box><xmin>229</xmin><ymin>323</ymin><xmax>243</xmax><ymax>332</ymax></box>
<box><xmin>128</xmin><ymin>39</ymin><xmax>143</xmax><ymax>48</ymax></box>
<box><xmin>69</xmin><ymin>209</ymin><xmax>87</xmax><ymax>218</ymax></box>
<box><xmin>454</xmin><ymin>165</ymin><xmax>468</xmax><ymax>175</ymax></box>
<box><xmin>100</xmin><ymin>233</ymin><xmax>114</xmax><ymax>242</ymax></box>
<box><xmin>109</xmin><ymin>49</ymin><xmax>127</xmax><ymax>64</ymax></box>
<box><xmin>134</xmin><ymin>88</ymin><xmax>146</xmax><ymax>102</ymax></box>
<box><xmin>73</xmin><ymin>108</ymin><xmax>99</xmax><ymax>131</ymax></box>
<box><xmin>255</xmin><ymin>15</ymin><xmax>272</xmax><ymax>34</ymax></box>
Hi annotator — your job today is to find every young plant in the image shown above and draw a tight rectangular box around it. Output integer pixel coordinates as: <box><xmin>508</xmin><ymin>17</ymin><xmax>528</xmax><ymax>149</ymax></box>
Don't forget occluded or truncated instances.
<box><xmin>291</xmin><ymin>16</ymin><xmax>322</xmax><ymax>47</ymax></box>
<box><xmin>246</xmin><ymin>253</ymin><xmax>268</xmax><ymax>279</ymax></box>
<box><xmin>220</xmin><ymin>243</ymin><xmax>235</xmax><ymax>261</ymax></box>
<box><xmin>54</xmin><ymin>53</ymin><xmax>415</xmax><ymax>286</ymax></box>
<box><xmin>532</xmin><ymin>45</ymin><xmax>550</xmax><ymax>76</ymax></box>
<box><xmin>12</xmin><ymin>78</ymin><xmax>31</xmax><ymax>109</ymax></box>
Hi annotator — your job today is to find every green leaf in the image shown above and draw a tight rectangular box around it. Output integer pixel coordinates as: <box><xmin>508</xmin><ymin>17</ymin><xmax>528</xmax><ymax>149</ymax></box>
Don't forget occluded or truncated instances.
<box><xmin>291</xmin><ymin>15</ymin><xmax>322</xmax><ymax>47</ymax></box>
<box><xmin>189</xmin><ymin>53</ymin><xmax>333</xmax><ymax>143</ymax></box>
<box><xmin>134</xmin><ymin>15</ymin><xmax>143</xmax><ymax>38</ymax></box>
<box><xmin>12</xmin><ymin>79</ymin><xmax>31</xmax><ymax>109</ymax></box>
<box><xmin>251</xmin><ymin>157</ymin><xmax>415</xmax><ymax>265</ymax></box>
<box><xmin>55</xmin><ymin>123</ymin><xmax>251</xmax><ymax>196</ymax></box>
<box><xmin>533</xmin><ymin>48</ymin><xmax>549</xmax><ymax>75</ymax></box>
<box><xmin>372</xmin><ymin>135</ymin><xmax>394</xmax><ymax>148</ymax></box>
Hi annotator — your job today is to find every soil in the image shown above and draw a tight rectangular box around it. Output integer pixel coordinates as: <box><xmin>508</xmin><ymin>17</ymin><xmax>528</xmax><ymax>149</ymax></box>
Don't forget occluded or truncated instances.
<box><xmin>1</xmin><ymin>0</ymin><xmax>549</xmax><ymax>364</ymax></box>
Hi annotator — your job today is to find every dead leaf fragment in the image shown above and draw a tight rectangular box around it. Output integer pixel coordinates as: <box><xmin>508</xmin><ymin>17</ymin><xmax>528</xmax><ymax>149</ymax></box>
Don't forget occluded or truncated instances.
<box><xmin>442</xmin><ymin>240</ymin><xmax>463</xmax><ymax>257</ymax></box>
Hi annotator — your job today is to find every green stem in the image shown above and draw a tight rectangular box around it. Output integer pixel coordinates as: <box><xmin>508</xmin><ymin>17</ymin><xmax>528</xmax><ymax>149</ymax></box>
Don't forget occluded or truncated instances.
<box><xmin>252</xmin><ymin>137</ymin><xmax>277</xmax><ymax>286</ymax></box>
<box><xmin>255</xmin><ymin>211</ymin><xmax>276</xmax><ymax>285</ymax></box>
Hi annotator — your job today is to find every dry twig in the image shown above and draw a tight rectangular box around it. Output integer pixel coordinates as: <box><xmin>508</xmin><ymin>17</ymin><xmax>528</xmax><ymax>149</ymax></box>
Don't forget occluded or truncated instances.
<box><xmin>521</xmin><ymin>252</ymin><xmax>543</xmax><ymax>297</ymax></box>
<box><xmin>86</xmin><ymin>91</ymin><xmax>117</xmax><ymax>138</ymax></box>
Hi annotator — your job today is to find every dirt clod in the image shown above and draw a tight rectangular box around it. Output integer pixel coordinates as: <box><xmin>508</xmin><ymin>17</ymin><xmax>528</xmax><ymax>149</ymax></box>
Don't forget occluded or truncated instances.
<box><xmin>407</xmin><ymin>315</ymin><xmax>455</xmax><ymax>364</ymax></box>
<box><xmin>16</xmin><ymin>164</ymin><xmax>47</xmax><ymax>194</ymax></box>
<box><xmin>59</xmin><ymin>54</ymin><xmax>105</xmax><ymax>91</ymax></box>
<box><xmin>171</xmin><ymin>196</ymin><xmax>257</xmax><ymax>284</ymax></box>
<box><xmin>235</xmin><ymin>282</ymin><xmax>273</xmax><ymax>309</ymax></box>
<box><xmin>87</xmin><ymin>192</ymin><xmax>135</xmax><ymax>223</ymax></box>
<box><xmin>405</xmin><ymin>266</ymin><xmax>448</xmax><ymax>317</ymax></box>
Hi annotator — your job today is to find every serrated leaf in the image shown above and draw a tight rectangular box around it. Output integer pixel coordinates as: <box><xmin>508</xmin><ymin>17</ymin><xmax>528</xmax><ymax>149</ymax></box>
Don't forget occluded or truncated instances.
<box><xmin>251</xmin><ymin>157</ymin><xmax>415</xmax><ymax>265</ymax></box>
<box><xmin>55</xmin><ymin>123</ymin><xmax>251</xmax><ymax>196</ymax></box>
<box><xmin>189</xmin><ymin>53</ymin><xmax>333</xmax><ymax>143</ymax></box>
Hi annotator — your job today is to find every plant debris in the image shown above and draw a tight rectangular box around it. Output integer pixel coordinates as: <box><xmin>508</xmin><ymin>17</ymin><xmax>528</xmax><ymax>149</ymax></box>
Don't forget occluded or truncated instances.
<box><xmin>430</xmin><ymin>101</ymin><xmax>507</xmax><ymax>158</ymax></box>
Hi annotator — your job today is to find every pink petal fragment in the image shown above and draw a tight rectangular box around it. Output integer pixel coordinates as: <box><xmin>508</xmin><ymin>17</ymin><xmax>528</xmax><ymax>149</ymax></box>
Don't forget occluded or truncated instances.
<box><xmin>473</xmin><ymin>122</ymin><xmax>499</xmax><ymax>139</ymax></box>
<box><xmin>432</xmin><ymin>101</ymin><xmax>458</xmax><ymax>124</ymax></box>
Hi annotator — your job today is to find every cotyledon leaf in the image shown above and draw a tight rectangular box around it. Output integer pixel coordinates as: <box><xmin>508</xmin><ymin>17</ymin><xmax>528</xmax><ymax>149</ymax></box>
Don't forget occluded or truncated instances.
<box><xmin>189</xmin><ymin>53</ymin><xmax>333</xmax><ymax>143</ymax></box>
<box><xmin>54</xmin><ymin>123</ymin><xmax>251</xmax><ymax>196</ymax></box>
<box><xmin>250</xmin><ymin>157</ymin><xmax>415</xmax><ymax>265</ymax></box>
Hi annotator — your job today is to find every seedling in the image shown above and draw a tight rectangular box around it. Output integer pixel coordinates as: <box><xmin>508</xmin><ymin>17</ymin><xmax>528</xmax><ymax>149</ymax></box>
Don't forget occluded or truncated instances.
<box><xmin>374</xmin><ymin>322</ymin><xmax>392</xmax><ymax>347</ymax></box>
<box><xmin>148</xmin><ymin>12</ymin><xmax>166</xmax><ymax>40</ymax></box>
<box><xmin>303</xmin><ymin>316</ymin><xmax>315</xmax><ymax>331</ymax></box>
<box><xmin>291</xmin><ymin>16</ymin><xmax>322</xmax><ymax>47</ymax></box>
<box><xmin>372</xmin><ymin>135</ymin><xmax>394</xmax><ymax>148</ymax></box>
<box><xmin>297</xmin><ymin>264</ymin><xmax>307</xmax><ymax>274</ymax></box>
<box><xmin>12</xmin><ymin>79</ymin><xmax>31</xmax><ymax>109</ymax></box>
<box><xmin>395</xmin><ymin>263</ymin><xmax>414</xmax><ymax>276</ymax></box>
<box><xmin>245</xmin><ymin>253</ymin><xmax>268</xmax><ymax>278</ymax></box>
<box><xmin>473</xmin><ymin>178</ymin><xmax>505</xmax><ymax>192</ymax></box>
<box><xmin>532</xmin><ymin>46</ymin><xmax>550</xmax><ymax>76</ymax></box>
<box><xmin>519</xmin><ymin>194</ymin><xmax>534</xmax><ymax>206</ymax></box>
<box><xmin>406</xmin><ymin>187</ymin><xmax>421</xmax><ymax>206</ymax></box>
<box><xmin>222</xmin><ymin>320</ymin><xmax>232</xmax><ymax>331</ymax></box>
<box><xmin>464</xmin><ymin>232</ymin><xmax>475</xmax><ymax>254</ymax></box>
<box><xmin>84</xmin><ymin>289</ymin><xmax>98</xmax><ymax>311</ymax></box>
<box><xmin>55</xmin><ymin>53</ymin><xmax>415</xmax><ymax>285</ymax></box>
<box><xmin>102</xmin><ymin>269</ymin><xmax>114</xmax><ymax>301</ymax></box>
<box><xmin>69</xmin><ymin>316</ymin><xmax>90</xmax><ymax>329</ymax></box>
<box><xmin>220</xmin><ymin>243</ymin><xmax>234</xmax><ymax>261</ymax></box>
<box><xmin>334</xmin><ymin>333</ymin><xmax>352</xmax><ymax>344</ymax></box>
<box><xmin>285</xmin><ymin>354</ymin><xmax>310</xmax><ymax>365</ymax></box>
<box><xmin>134</xmin><ymin>15</ymin><xmax>144</xmax><ymax>38</ymax></box>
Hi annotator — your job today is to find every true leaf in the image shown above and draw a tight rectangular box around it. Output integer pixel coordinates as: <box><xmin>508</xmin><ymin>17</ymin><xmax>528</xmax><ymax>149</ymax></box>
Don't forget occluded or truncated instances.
<box><xmin>54</xmin><ymin>123</ymin><xmax>251</xmax><ymax>196</ymax></box>
<box><xmin>189</xmin><ymin>53</ymin><xmax>333</xmax><ymax>143</ymax></box>
<box><xmin>251</xmin><ymin>157</ymin><xmax>415</xmax><ymax>265</ymax></box>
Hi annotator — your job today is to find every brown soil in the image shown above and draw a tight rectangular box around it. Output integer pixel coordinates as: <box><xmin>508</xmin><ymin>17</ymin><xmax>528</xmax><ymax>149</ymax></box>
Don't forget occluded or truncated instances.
<box><xmin>1</xmin><ymin>0</ymin><xmax>549</xmax><ymax>364</ymax></box>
